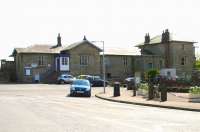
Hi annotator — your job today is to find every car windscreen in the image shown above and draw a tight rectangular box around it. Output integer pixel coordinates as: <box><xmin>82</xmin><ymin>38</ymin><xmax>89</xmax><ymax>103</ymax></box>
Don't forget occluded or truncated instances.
<box><xmin>72</xmin><ymin>80</ymin><xmax>90</xmax><ymax>86</ymax></box>
<box><xmin>93</xmin><ymin>76</ymin><xmax>101</xmax><ymax>80</ymax></box>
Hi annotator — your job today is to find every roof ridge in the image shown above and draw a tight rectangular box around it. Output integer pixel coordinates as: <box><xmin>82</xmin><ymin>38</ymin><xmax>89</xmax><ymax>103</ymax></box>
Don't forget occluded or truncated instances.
<box><xmin>61</xmin><ymin>40</ymin><xmax>102</xmax><ymax>51</ymax></box>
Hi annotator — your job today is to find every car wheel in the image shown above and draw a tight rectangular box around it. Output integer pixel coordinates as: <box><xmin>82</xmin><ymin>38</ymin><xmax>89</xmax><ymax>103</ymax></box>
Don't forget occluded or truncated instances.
<box><xmin>60</xmin><ymin>80</ymin><xmax>65</xmax><ymax>84</ymax></box>
<box><xmin>91</xmin><ymin>83</ymin><xmax>94</xmax><ymax>87</ymax></box>
<box><xmin>70</xmin><ymin>92</ymin><xmax>74</xmax><ymax>97</ymax></box>
<box><xmin>87</xmin><ymin>92</ymin><xmax>91</xmax><ymax>97</ymax></box>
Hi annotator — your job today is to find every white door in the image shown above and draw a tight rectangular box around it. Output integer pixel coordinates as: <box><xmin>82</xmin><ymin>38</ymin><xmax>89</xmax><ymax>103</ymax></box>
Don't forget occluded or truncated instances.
<box><xmin>60</xmin><ymin>57</ymin><xmax>69</xmax><ymax>71</ymax></box>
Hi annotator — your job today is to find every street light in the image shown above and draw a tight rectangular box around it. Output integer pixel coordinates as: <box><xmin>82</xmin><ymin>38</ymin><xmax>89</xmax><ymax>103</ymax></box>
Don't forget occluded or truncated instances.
<box><xmin>91</xmin><ymin>40</ymin><xmax>106</xmax><ymax>93</ymax></box>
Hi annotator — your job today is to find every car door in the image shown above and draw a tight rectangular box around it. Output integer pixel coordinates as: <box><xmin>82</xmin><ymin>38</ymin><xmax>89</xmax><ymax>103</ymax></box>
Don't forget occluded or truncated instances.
<box><xmin>63</xmin><ymin>75</ymin><xmax>67</xmax><ymax>82</ymax></box>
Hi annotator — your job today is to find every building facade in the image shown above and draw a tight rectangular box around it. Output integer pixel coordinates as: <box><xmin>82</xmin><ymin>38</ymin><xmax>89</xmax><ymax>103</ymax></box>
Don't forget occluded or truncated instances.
<box><xmin>7</xmin><ymin>30</ymin><xmax>197</xmax><ymax>83</ymax></box>
<box><xmin>11</xmin><ymin>35</ymin><xmax>102</xmax><ymax>83</ymax></box>
<box><xmin>136</xmin><ymin>29</ymin><xmax>196</xmax><ymax>79</ymax></box>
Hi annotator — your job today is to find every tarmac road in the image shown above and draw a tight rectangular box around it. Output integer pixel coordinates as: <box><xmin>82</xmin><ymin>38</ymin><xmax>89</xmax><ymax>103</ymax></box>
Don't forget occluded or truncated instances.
<box><xmin>0</xmin><ymin>84</ymin><xmax>200</xmax><ymax>132</ymax></box>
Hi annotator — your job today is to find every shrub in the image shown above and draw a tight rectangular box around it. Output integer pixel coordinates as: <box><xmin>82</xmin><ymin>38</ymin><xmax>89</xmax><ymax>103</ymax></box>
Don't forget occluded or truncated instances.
<box><xmin>167</xmin><ymin>87</ymin><xmax>190</xmax><ymax>93</ymax></box>
<box><xmin>138</xmin><ymin>83</ymin><xmax>149</xmax><ymax>91</ymax></box>
<box><xmin>147</xmin><ymin>69</ymin><xmax>159</xmax><ymax>79</ymax></box>
<box><xmin>189</xmin><ymin>86</ymin><xmax>200</xmax><ymax>95</ymax></box>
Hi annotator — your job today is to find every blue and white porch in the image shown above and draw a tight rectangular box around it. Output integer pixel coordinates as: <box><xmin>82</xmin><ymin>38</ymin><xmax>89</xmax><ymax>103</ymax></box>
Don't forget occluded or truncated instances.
<box><xmin>55</xmin><ymin>54</ymin><xmax>70</xmax><ymax>72</ymax></box>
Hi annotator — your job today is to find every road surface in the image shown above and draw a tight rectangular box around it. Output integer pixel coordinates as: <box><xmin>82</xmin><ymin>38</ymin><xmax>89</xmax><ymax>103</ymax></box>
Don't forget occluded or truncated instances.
<box><xmin>0</xmin><ymin>84</ymin><xmax>199</xmax><ymax>132</ymax></box>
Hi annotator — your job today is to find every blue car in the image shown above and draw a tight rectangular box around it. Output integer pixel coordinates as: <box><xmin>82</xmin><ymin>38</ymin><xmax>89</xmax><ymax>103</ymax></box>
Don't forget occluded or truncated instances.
<box><xmin>70</xmin><ymin>79</ymin><xmax>91</xmax><ymax>97</ymax></box>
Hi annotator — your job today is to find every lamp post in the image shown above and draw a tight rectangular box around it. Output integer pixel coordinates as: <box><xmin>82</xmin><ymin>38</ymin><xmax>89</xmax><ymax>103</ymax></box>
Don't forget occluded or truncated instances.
<box><xmin>91</xmin><ymin>40</ymin><xmax>106</xmax><ymax>93</ymax></box>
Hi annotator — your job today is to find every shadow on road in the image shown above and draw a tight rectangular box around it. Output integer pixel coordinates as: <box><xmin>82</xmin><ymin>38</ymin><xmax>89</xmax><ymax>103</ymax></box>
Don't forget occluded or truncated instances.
<box><xmin>65</xmin><ymin>94</ymin><xmax>91</xmax><ymax>98</ymax></box>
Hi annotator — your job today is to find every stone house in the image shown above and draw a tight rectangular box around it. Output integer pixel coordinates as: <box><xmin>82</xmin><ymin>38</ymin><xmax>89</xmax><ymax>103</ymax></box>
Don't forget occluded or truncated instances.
<box><xmin>101</xmin><ymin>48</ymin><xmax>137</xmax><ymax>80</ymax></box>
<box><xmin>11</xmin><ymin>35</ymin><xmax>102</xmax><ymax>83</ymax></box>
<box><xmin>60</xmin><ymin>37</ymin><xmax>102</xmax><ymax>76</ymax></box>
<box><xmin>8</xmin><ymin>30</ymin><xmax>197</xmax><ymax>83</ymax></box>
<box><xmin>101</xmin><ymin>48</ymin><xmax>164</xmax><ymax>81</ymax></box>
<box><xmin>136</xmin><ymin>29</ymin><xmax>196</xmax><ymax>79</ymax></box>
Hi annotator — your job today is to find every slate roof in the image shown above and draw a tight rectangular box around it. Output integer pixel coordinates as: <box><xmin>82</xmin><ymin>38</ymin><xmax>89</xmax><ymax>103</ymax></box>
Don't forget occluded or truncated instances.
<box><xmin>11</xmin><ymin>44</ymin><xmax>63</xmax><ymax>56</ymax></box>
<box><xmin>11</xmin><ymin>39</ymin><xmax>139</xmax><ymax>57</ymax></box>
<box><xmin>136</xmin><ymin>34</ymin><xmax>196</xmax><ymax>47</ymax></box>
<box><xmin>61</xmin><ymin>40</ymin><xmax>102</xmax><ymax>51</ymax></box>
<box><xmin>10</xmin><ymin>40</ymin><xmax>102</xmax><ymax>56</ymax></box>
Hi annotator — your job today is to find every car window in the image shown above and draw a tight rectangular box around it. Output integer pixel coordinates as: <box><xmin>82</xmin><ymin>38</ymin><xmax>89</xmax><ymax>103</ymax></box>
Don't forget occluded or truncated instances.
<box><xmin>78</xmin><ymin>76</ymin><xmax>86</xmax><ymax>79</ymax></box>
<box><xmin>93</xmin><ymin>76</ymin><xmax>101</xmax><ymax>80</ymax></box>
<box><xmin>73</xmin><ymin>80</ymin><xmax>90</xmax><ymax>86</ymax></box>
<box><xmin>67</xmin><ymin>75</ymin><xmax>72</xmax><ymax>78</ymax></box>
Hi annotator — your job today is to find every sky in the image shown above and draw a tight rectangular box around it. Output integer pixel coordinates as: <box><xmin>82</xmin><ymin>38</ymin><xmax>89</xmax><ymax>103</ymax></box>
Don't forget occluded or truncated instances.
<box><xmin>0</xmin><ymin>0</ymin><xmax>200</xmax><ymax>60</ymax></box>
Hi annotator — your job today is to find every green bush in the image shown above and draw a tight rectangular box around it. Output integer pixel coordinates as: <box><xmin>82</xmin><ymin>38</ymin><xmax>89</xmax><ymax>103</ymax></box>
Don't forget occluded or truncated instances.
<box><xmin>167</xmin><ymin>87</ymin><xmax>190</xmax><ymax>93</ymax></box>
<box><xmin>138</xmin><ymin>83</ymin><xmax>149</xmax><ymax>91</ymax></box>
<box><xmin>147</xmin><ymin>69</ymin><xmax>159</xmax><ymax>79</ymax></box>
<box><xmin>195</xmin><ymin>59</ymin><xmax>200</xmax><ymax>70</ymax></box>
<box><xmin>189</xmin><ymin>86</ymin><xmax>200</xmax><ymax>95</ymax></box>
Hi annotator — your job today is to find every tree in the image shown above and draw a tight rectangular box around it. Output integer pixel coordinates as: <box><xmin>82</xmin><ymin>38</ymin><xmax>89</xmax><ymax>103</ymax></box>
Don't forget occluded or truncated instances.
<box><xmin>195</xmin><ymin>59</ymin><xmax>200</xmax><ymax>70</ymax></box>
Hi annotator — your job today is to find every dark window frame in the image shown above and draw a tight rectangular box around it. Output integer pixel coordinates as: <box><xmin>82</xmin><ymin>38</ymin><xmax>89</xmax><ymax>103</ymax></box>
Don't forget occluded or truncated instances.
<box><xmin>62</xmin><ymin>57</ymin><xmax>68</xmax><ymax>65</ymax></box>
<box><xmin>80</xmin><ymin>55</ymin><xmax>89</xmax><ymax>66</ymax></box>
<box><xmin>122</xmin><ymin>56</ymin><xmax>128</xmax><ymax>67</ymax></box>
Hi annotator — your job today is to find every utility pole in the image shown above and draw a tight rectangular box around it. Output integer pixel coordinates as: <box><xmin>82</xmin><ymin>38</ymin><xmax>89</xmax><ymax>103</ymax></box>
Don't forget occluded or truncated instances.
<box><xmin>91</xmin><ymin>40</ymin><xmax>105</xmax><ymax>93</ymax></box>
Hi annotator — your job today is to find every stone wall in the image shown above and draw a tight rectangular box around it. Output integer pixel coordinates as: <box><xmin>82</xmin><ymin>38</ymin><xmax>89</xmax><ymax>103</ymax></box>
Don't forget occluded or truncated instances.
<box><xmin>67</xmin><ymin>42</ymin><xmax>101</xmax><ymax>76</ymax></box>
<box><xmin>169</xmin><ymin>42</ymin><xmax>195</xmax><ymax>78</ymax></box>
<box><xmin>139</xmin><ymin>42</ymin><xmax>195</xmax><ymax>79</ymax></box>
<box><xmin>15</xmin><ymin>53</ymin><xmax>55</xmax><ymax>83</ymax></box>
<box><xmin>102</xmin><ymin>55</ymin><xmax>134</xmax><ymax>81</ymax></box>
<box><xmin>0</xmin><ymin>59</ymin><xmax>16</xmax><ymax>82</ymax></box>
<box><xmin>133</xmin><ymin>55</ymin><xmax>164</xmax><ymax>80</ymax></box>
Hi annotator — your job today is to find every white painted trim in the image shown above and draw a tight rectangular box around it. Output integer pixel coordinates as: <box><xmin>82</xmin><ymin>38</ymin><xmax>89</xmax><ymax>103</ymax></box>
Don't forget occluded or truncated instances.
<box><xmin>60</xmin><ymin>57</ymin><xmax>69</xmax><ymax>71</ymax></box>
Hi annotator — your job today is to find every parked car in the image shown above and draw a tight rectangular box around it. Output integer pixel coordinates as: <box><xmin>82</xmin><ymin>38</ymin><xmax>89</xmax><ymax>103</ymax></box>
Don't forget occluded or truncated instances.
<box><xmin>92</xmin><ymin>76</ymin><xmax>108</xmax><ymax>87</ymax></box>
<box><xmin>70</xmin><ymin>79</ymin><xmax>91</xmax><ymax>97</ymax></box>
<box><xmin>124</xmin><ymin>77</ymin><xmax>135</xmax><ymax>83</ymax></box>
<box><xmin>77</xmin><ymin>75</ymin><xmax>108</xmax><ymax>87</ymax></box>
<box><xmin>77</xmin><ymin>75</ymin><xmax>93</xmax><ymax>81</ymax></box>
<box><xmin>57</xmin><ymin>74</ymin><xmax>76</xmax><ymax>84</ymax></box>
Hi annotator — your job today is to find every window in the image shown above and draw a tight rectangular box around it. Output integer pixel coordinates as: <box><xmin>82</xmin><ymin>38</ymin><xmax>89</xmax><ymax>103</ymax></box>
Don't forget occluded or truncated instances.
<box><xmin>62</xmin><ymin>57</ymin><xmax>68</xmax><ymax>65</ymax></box>
<box><xmin>25</xmin><ymin>68</ymin><xmax>31</xmax><ymax>76</ymax></box>
<box><xmin>182</xmin><ymin>44</ymin><xmax>184</xmax><ymax>50</ymax></box>
<box><xmin>159</xmin><ymin>60</ymin><xmax>163</xmax><ymax>68</ymax></box>
<box><xmin>122</xmin><ymin>56</ymin><xmax>128</xmax><ymax>67</ymax></box>
<box><xmin>181</xmin><ymin>57</ymin><xmax>186</xmax><ymax>65</ymax></box>
<box><xmin>80</xmin><ymin>55</ymin><xmax>89</xmax><ymax>66</ymax></box>
<box><xmin>148</xmin><ymin>63</ymin><xmax>153</xmax><ymax>69</ymax></box>
<box><xmin>38</xmin><ymin>56</ymin><xmax>44</xmax><ymax>66</ymax></box>
<box><xmin>106</xmin><ymin>73</ymin><xmax>111</xmax><ymax>78</ymax></box>
<box><xmin>135</xmin><ymin>60</ymin><xmax>140</xmax><ymax>68</ymax></box>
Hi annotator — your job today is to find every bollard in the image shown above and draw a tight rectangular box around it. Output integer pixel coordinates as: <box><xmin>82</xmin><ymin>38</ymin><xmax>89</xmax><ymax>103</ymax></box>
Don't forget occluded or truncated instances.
<box><xmin>127</xmin><ymin>82</ymin><xmax>132</xmax><ymax>90</ymax></box>
<box><xmin>148</xmin><ymin>82</ymin><xmax>154</xmax><ymax>100</ymax></box>
<box><xmin>113</xmin><ymin>82</ymin><xmax>120</xmax><ymax>97</ymax></box>
<box><xmin>160</xmin><ymin>83</ymin><xmax>167</xmax><ymax>102</ymax></box>
<box><xmin>131</xmin><ymin>81</ymin><xmax>136</xmax><ymax>96</ymax></box>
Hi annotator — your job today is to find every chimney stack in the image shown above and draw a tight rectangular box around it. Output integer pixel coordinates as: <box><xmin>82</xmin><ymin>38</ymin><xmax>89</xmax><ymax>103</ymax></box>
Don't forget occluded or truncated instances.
<box><xmin>161</xmin><ymin>29</ymin><xmax>170</xmax><ymax>43</ymax></box>
<box><xmin>57</xmin><ymin>33</ymin><xmax>62</xmax><ymax>47</ymax></box>
<box><xmin>144</xmin><ymin>33</ymin><xmax>150</xmax><ymax>44</ymax></box>
<box><xmin>83</xmin><ymin>35</ymin><xmax>87</xmax><ymax>41</ymax></box>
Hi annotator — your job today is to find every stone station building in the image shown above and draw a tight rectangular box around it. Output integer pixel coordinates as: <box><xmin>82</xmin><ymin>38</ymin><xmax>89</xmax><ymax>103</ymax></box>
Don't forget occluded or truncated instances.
<box><xmin>2</xmin><ymin>29</ymin><xmax>196</xmax><ymax>83</ymax></box>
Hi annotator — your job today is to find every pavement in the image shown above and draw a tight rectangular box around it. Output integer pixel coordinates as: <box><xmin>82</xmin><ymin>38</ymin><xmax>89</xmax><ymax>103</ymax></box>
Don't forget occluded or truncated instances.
<box><xmin>0</xmin><ymin>84</ymin><xmax>200</xmax><ymax>132</ymax></box>
<box><xmin>95</xmin><ymin>87</ymin><xmax>200</xmax><ymax>112</ymax></box>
